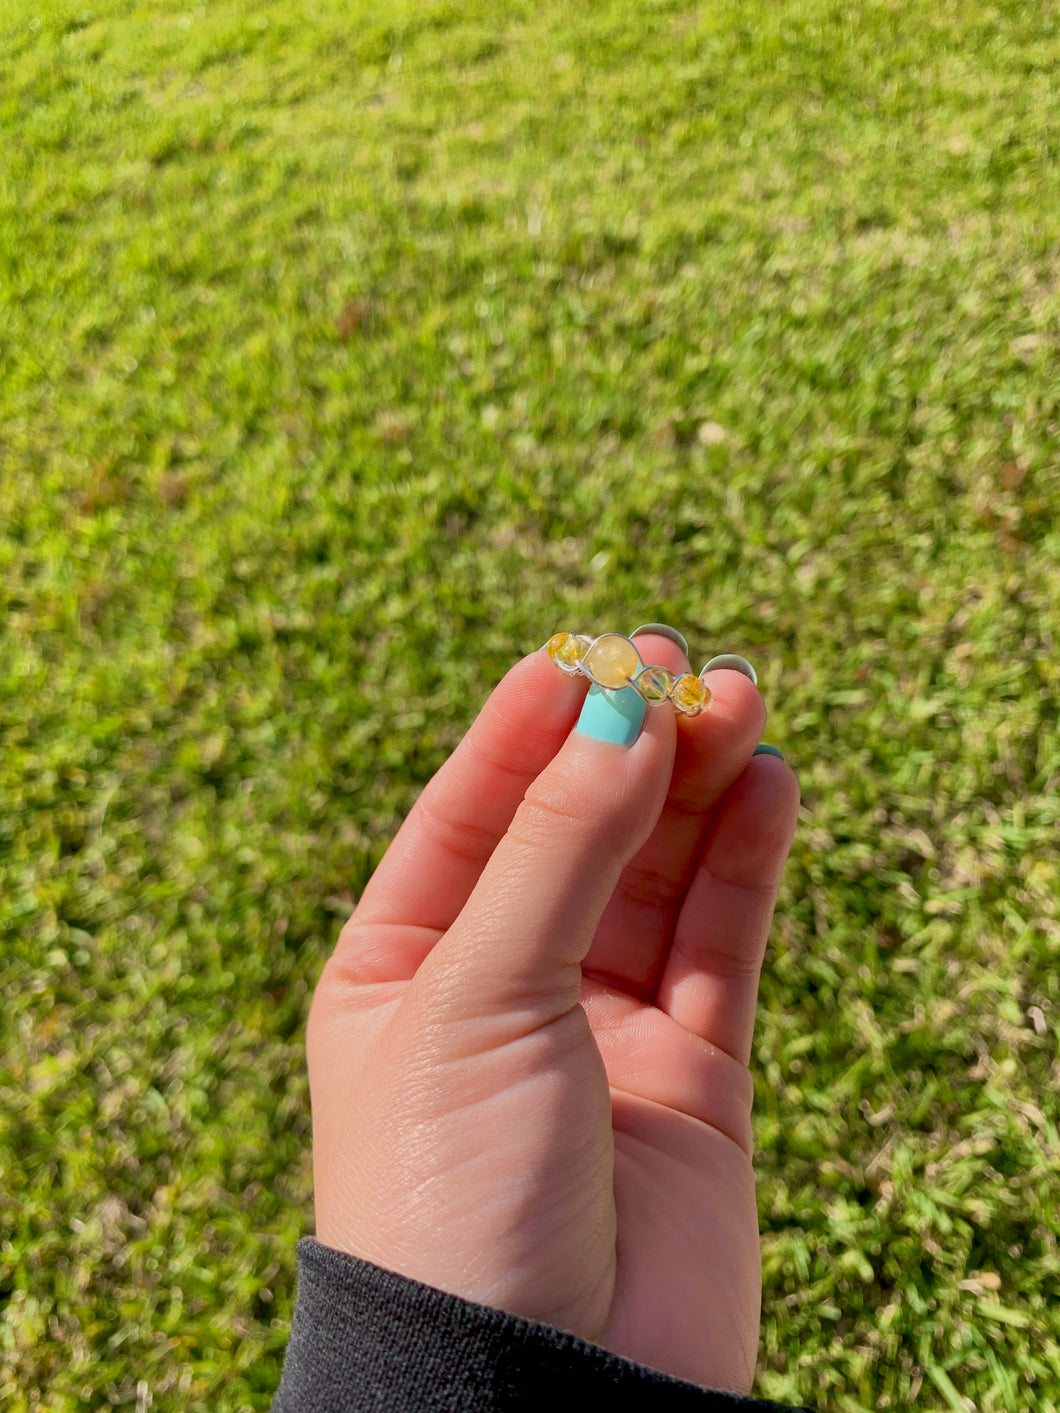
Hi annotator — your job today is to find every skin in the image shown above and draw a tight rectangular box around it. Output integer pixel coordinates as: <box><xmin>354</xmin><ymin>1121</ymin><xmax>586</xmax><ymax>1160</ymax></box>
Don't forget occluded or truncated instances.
<box><xmin>307</xmin><ymin>632</ymin><xmax>801</xmax><ymax>1393</ymax></box>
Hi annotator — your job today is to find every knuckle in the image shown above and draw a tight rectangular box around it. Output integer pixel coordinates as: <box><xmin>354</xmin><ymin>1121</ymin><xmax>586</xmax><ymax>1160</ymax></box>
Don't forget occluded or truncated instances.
<box><xmin>417</xmin><ymin>794</ymin><xmax>498</xmax><ymax>866</ymax></box>
<box><xmin>513</xmin><ymin>770</ymin><xmax>597</xmax><ymax>844</ymax></box>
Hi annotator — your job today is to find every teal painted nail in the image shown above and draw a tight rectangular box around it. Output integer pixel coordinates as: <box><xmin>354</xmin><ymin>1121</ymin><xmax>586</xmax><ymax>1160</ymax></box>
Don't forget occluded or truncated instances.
<box><xmin>753</xmin><ymin>743</ymin><xmax>784</xmax><ymax>760</ymax></box>
<box><xmin>701</xmin><ymin>653</ymin><xmax>758</xmax><ymax>686</ymax></box>
<box><xmin>575</xmin><ymin>683</ymin><xmax>647</xmax><ymax>747</ymax></box>
<box><xmin>630</xmin><ymin>623</ymin><xmax>689</xmax><ymax>656</ymax></box>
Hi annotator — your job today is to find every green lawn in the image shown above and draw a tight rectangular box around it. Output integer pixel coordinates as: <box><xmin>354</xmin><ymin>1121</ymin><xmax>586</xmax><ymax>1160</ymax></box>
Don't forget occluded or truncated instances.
<box><xmin>2</xmin><ymin>0</ymin><xmax>1059</xmax><ymax>1408</ymax></box>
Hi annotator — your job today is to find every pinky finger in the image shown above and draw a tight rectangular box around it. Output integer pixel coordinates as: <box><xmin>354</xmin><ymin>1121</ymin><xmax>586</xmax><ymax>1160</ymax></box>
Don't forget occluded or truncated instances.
<box><xmin>655</xmin><ymin>754</ymin><xmax>800</xmax><ymax>1065</ymax></box>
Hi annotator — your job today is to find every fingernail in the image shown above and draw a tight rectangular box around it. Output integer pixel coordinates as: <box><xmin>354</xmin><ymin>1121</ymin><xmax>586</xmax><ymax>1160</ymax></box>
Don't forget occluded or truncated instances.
<box><xmin>753</xmin><ymin>743</ymin><xmax>784</xmax><ymax>760</ymax></box>
<box><xmin>701</xmin><ymin>653</ymin><xmax>758</xmax><ymax>686</ymax></box>
<box><xmin>575</xmin><ymin>683</ymin><xmax>647</xmax><ymax>747</ymax></box>
<box><xmin>630</xmin><ymin>623</ymin><xmax>689</xmax><ymax>657</ymax></box>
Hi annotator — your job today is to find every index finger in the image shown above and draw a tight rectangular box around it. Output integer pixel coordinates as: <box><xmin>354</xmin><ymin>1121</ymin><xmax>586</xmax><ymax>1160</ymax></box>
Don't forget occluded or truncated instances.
<box><xmin>350</xmin><ymin>650</ymin><xmax>586</xmax><ymax>940</ymax></box>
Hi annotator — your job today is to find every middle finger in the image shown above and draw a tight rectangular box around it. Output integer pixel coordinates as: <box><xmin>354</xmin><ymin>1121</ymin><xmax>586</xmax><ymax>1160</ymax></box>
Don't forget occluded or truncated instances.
<box><xmin>582</xmin><ymin>649</ymin><xmax>766</xmax><ymax>1000</ymax></box>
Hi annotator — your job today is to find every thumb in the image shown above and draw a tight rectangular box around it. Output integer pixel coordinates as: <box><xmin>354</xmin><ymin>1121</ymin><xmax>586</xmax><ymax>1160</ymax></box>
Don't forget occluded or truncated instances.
<box><xmin>406</xmin><ymin>677</ymin><xmax>677</xmax><ymax>1034</ymax></box>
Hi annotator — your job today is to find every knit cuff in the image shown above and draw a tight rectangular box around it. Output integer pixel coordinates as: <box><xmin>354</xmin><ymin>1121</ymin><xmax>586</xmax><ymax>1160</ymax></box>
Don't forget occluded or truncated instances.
<box><xmin>271</xmin><ymin>1237</ymin><xmax>809</xmax><ymax>1412</ymax></box>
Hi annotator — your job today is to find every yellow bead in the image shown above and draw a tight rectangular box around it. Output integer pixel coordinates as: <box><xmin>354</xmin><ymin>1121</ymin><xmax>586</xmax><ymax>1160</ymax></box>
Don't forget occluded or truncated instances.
<box><xmin>547</xmin><ymin>632</ymin><xmax>588</xmax><ymax>671</ymax></box>
<box><xmin>560</xmin><ymin>635</ymin><xmax>591</xmax><ymax>668</ymax></box>
<box><xmin>634</xmin><ymin>665</ymin><xmax>675</xmax><ymax>703</ymax></box>
<box><xmin>582</xmin><ymin>634</ymin><xmax>643</xmax><ymax>690</ymax></box>
<box><xmin>670</xmin><ymin>673</ymin><xmax>712</xmax><ymax>715</ymax></box>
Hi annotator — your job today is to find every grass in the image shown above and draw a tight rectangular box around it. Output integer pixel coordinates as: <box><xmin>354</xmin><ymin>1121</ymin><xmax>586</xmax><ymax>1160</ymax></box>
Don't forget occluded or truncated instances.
<box><xmin>1</xmin><ymin>0</ymin><xmax>1058</xmax><ymax>1408</ymax></box>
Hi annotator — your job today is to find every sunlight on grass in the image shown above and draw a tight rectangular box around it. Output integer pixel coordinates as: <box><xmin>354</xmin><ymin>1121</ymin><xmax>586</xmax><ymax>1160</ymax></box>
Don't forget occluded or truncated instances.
<box><xmin>2</xmin><ymin>1</ymin><xmax>1058</xmax><ymax>1408</ymax></box>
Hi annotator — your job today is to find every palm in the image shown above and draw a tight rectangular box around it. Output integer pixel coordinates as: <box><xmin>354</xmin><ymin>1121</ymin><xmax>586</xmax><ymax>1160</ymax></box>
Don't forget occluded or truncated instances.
<box><xmin>313</xmin><ymin>964</ymin><xmax>758</xmax><ymax>1388</ymax></box>
<box><xmin>594</xmin><ymin>985</ymin><xmax>760</xmax><ymax>1390</ymax></box>
<box><xmin>310</xmin><ymin>639</ymin><xmax>798</xmax><ymax>1395</ymax></box>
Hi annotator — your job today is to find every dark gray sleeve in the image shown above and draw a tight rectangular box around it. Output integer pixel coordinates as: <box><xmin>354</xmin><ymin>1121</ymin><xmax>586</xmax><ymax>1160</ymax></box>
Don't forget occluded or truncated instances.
<box><xmin>271</xmin><ymin>1238</ymin><xmax>811</xmax><ymax>1412</ymax></box>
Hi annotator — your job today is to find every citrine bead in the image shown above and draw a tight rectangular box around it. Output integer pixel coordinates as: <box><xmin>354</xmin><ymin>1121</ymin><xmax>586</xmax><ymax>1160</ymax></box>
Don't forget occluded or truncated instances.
<box><xmin>634</xmin><ymin>665</ymin><xmax>675</xmax><ymax>703</ymax></box>
<box><xmin>670</xmin><ymin>673</ymin><xmax>712</xmax><ymax>715</ymax></box>
<box><xmin>582</xmin><ymin>634</ymin><xmax>643</xmax><ymax>690</ymax></box>
<box><xmin>547</xmin><ymin>632</ymin><xmax>588</xmax><ymax>671</ymax></box>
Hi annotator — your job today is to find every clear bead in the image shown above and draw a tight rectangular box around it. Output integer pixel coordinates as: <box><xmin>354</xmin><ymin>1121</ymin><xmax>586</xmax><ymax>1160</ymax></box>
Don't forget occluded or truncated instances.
<box><xmin>634</xmin><ymin>665</ymin><xmax>675</xmax><ymax>703</ymax></box>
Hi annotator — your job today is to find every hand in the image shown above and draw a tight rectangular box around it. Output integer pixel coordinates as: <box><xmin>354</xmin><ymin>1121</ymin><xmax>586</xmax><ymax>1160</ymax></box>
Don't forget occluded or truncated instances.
<box><xmin>307</xmin><ymin>632</ymin><xmax>800</xmax><ymax>1393</ymax></box>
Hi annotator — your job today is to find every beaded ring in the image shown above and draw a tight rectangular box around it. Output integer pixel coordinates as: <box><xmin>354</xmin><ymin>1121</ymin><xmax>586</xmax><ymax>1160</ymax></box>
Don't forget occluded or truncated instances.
<box><xmin>545</xmin><ymin>632</ymin><xmax>713</xmax><ymax>717</ymax></box>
